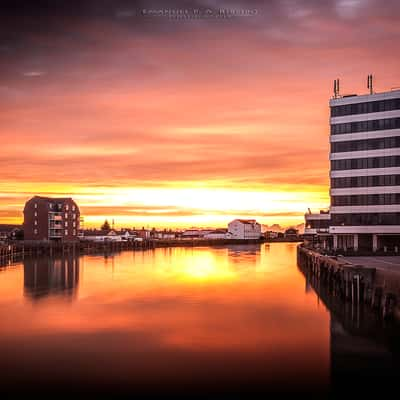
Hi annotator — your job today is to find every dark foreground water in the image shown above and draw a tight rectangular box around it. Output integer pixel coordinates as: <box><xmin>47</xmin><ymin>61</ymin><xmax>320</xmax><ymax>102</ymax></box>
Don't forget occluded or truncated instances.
<box><xmin>0</xmin><ymin>243</ymin><xmax>399</xmax><ymax>397</ymax></box>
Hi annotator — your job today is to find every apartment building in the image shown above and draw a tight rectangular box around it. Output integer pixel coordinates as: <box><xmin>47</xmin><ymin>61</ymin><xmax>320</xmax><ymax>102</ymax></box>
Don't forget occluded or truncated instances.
<box><xmin>23</xmin><ymin>196</ymin><xmax>80</xmax><ymax>241</ymax></box>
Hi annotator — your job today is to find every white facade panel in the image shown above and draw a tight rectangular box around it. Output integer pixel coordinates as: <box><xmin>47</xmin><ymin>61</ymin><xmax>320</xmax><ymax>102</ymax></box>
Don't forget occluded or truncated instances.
<box><xmin>330</xmin><ymin>128</ymin><xmax>400</xmax><ymax>142</ymax></box>
<box><xmin>329</xmin><ymin>225</ymin><xmax>400</xmax><ymax>234</ymax></box>
<box><xmin>331</xmin><ymin>205</ymin><xmax>400</xmax><ymax>214</ymax></box>
<box><xmin>330</xmin><ymin>147</ymin><xmax>400</xmax><ymax>161</ymax></box>
<box><xmin>330</xmin><ymin>109</ymin><xmax>400</xmax><ymax>124</ymax></box>
<box><xmin>331</xmin><ymin>186</ymin><xmax>400</xmax><ymax>195</ymax></box>
<box><xmin>329</xmin><ymin>90</ymin><xmax>400</xmax><ymax>107</ymax></box>
<box><xmin>330</xmin><ymin>167</ymin><xmax>400</xmax><ymax>178</ymax></box>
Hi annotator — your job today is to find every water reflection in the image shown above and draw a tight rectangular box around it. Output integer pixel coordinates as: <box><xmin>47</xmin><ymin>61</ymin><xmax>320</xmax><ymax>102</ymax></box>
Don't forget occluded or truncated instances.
<box><xmin>299</xmin><ymin>263</ymin><xmax>400</xmax><ymax>390</ymax></box>
<box><xmin>0</xmin><ymin>244</ymin><xmax>340</xmax><ymax>395</ymax></box>
<box><xmin>23</xmin><ymin>254</ymin><xmax>80</xmax><ymax>300</ymax></box>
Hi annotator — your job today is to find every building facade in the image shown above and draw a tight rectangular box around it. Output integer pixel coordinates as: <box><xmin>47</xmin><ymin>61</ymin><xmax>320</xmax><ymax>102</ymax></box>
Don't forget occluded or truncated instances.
<box><xmin>228</xmin><ymin>219</ymin><xmax>261</xmax><ymax>240</ymax></box>
<box><xmin>23</xmin><ymin>196</ymin><xmax>80</xmax><ymax>241</ymax></box>
<box><xmin>329</xmin><ymin>88</ymin><xmax>400</xmax><ymax>252</ymax></box>
<box><xmin>304</xmin><ymin>210</ymin><xmax>331</xmax><ymax>249</ymax></box>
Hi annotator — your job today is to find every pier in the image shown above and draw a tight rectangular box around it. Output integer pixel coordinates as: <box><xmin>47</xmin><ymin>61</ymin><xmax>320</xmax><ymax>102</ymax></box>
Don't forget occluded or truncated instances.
<box><xmin>0</xmin><ymin>238</ymin><xmax>266</xmax><ymax>266</ymax></box>
<box><xmin>0</xmin><ymin>240</ymin><xmax>156</xmax><ymax>266</ymax></box>
<box><xmin>297</xmin><ymin>245</ymin><xmax>400</xmax><ymax>320</ymax></box>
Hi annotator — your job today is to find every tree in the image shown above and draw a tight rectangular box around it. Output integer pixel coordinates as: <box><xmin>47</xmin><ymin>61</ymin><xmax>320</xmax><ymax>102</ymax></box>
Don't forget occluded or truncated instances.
<box><xmin>101</xmin><ymin>219</ymin><xmax>111</xmax><ymax>231</ymax></box>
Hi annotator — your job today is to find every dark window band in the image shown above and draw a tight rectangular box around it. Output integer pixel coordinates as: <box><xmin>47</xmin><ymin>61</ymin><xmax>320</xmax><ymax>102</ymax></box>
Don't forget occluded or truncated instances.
<box><xmin>331</xmin><ymin>155</ymin><xmax>400</xmax><ymax>171</ymax></box>
<box><xmin>332</xmin><ymin>213</ymin><xmax>400</xmax><ymax>226</ymax></box>
<box><xmin>331</xmin><ymin>117</ymin><xmax>400</xmax><ymax>135</ymax></box>
<box><xmin>331</xmin><ymin>174</ymin><xmax>400</xmax><ymax>188</ymax></box>
<box><xmin>331</xmin><ymin>136</ymin><xmax>400</xmax><ymax>153</ymax></box>
<box><xmin>305</xmin><ymin>220</ymin><xmax>330</xmax><ymax>230</ymax></box>
<box><xmin>331</xmin><ymin>98</ymin><xmax>400</xmax><ymax>117</ymax></box>
<box><xmin>332</xmin><ymin>193</ymin><xmax>400</xmax><ymax>206</ymax></box>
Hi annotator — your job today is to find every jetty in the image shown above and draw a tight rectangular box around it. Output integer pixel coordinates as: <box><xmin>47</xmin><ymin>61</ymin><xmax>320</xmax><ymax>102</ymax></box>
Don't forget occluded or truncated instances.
<box><xmin>297</xmin><ymin>244</ymin><xmax>400</xmax><ymax>321</ymax></box>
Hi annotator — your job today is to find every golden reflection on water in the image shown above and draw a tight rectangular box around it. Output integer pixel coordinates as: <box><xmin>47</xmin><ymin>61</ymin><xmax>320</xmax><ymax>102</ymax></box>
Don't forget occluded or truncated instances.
<box><xmin>0</xmin><ymin>243</ymin><xmax>330</xmax><ymax>391</ymax></box>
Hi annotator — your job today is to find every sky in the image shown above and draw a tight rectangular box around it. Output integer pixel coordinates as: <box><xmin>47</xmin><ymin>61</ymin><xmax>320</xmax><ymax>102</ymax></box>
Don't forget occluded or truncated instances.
<box><xmin>1</xmin><ymin>0</ymin><xmax>400</xmax><ymax>229</ymax></box>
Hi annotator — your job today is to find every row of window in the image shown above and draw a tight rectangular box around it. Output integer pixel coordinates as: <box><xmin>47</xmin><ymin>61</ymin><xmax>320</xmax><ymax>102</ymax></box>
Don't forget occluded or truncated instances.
<box><xmin>48</xmin><ymin>203</ymin><xmax>76</xmax><ymax>211</ymax></box>
<box><xmin>331</xmin><ymin>117</ymin><xmax>400</xmax><ymax>135</ymax></box>
<box><xmin>34</xmin><ymin>202</ymin><xmax>77</xmax><ymax>212</ymax></box>
<box><xmin>36</xmin><ymin>221</ymin><xmax>77</xmax><ymax>228</ymax></box>
<box><xmin>305</xmin><ymin>220</ymin><xmax>330</xmax><ymax>229</ymax></box>
<box><xmin>331</xmin><ymin>136</ymin><xmax>400</xmax><ymax>153</ymax></box>
<box><xmin>331</xmin><ymin>174</ymin><xmax>400</xmax><ymax>188</ymax></box>
<box><xmin>332</xmin><ymin>193</ymin><xmax>400</xmax><ymax>206</ymax></box>
<box><xmin>331</xmin><ymin>155</ymin><xmax>400</xmax><ymax>171</ymax></box>
<box><xmin>332</xmin><ymin>213</ymin><xmax>400</xmax><ymax>226</ymax></box>
<box><xmin>331</xmin><ymin>98</ymin><xmax>400</xmax><ymax>117</ymax></box>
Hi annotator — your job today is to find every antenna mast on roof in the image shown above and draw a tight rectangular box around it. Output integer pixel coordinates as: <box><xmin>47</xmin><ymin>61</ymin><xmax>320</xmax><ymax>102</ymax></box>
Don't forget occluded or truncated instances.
<box><xmin>333</xmin><ymin>78</ymin><xmax>340</xmax><ymax>98</ymax></box>
<box><xmin>367</xmin><ymin>74</ymin><xmax>374</xmax><ymax>95</ymax></box>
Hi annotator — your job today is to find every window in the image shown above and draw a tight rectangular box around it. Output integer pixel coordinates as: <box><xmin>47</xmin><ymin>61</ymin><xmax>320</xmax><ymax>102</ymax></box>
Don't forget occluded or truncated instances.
<box><xmin>73</xmin><ymin>221</ymin><xmax>76</xmax><ymax>228</ymax></box>
<box><xmin>34</xmin><ymin>203</ymin><xmax>37</xmax><ymax>209</ymax></box>
<box><xmin>34</xmin><ymin>211</ymin><xmax>37</xmax><ymax>217</ymax></box>
<box><xmin>65</xmin><ymin>229</ymin><xmax>68</xmax><ymax>235</ymax></box>
<box><xmin>34</xmin><ymin>220</ymin><xmax>37</xmax><ymax>226</ymax></box>
<box><xmin>65</xmin><ymin>221</ymin><xmax>68</xmax><ymax>227</ymax></box>
<box><xmin>65</xmin><ymin>213</ymin><xmax>68</xmax><ymax>219</ymax></box>
<box><xmin>66</xmin><ymin>204</ymin><xmax>69</xmax><ymax>211</ymax></box>
<box><xmin>34</xmin><ymin>229</ymin><xmax>38</xmax><ymax>234</ymax></box>
<box><xmin>73</xmin><ymin>213</ymin><xmax>76</xmax><ymax>219</ymax></box>
<box><xmin>72</xmin><ymin>205</ymin><xmax>75</xmax><ymax>211</ymax></box>
<box><xmin>49</xmin><ymin>203</ymin><xmax>53</xmax><ymax>209</ymax></box>
<box><xmin>331</xmin><ymin>98</ymin><xmax>400</xmax><ymax>117</ymax></box>
<box><xmin>73</xmin><ymin>229</ymin><xmax>76</xmax><ymax>236</ymax></box>
<box><xmin>331</xmin><ymin>117</ymin><xmax>400</xmax><ymax>135</ymax></box>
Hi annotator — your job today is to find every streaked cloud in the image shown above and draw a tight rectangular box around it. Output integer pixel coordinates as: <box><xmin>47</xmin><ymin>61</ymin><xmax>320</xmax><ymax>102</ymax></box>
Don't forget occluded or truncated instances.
<box><xmin>0</xmin><ymin>0</ymin><xmax>399</xmax><ymax>227</ymax></box>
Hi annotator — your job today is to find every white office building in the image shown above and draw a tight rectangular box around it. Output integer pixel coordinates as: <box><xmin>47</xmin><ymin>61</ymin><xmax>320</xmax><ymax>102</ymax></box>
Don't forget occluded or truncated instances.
<box><xmin>329</xmin><ymin>86</ymin><xmax>400</xmax><ymax>252</ymax></box>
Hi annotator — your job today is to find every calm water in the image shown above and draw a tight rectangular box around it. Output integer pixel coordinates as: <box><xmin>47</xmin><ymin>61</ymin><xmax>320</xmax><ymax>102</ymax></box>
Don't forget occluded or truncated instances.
<box><xmin>0</xmin><ymin>243</ymin><xmax>398</xmax><ymax>396</ymax></box>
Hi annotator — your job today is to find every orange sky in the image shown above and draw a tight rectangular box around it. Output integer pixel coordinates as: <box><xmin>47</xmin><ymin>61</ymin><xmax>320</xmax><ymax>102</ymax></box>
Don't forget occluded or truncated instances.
<box><xmin>1</xmin><ymin>0</ymin><xmax>400</xmax><ymax>228</ymax></box>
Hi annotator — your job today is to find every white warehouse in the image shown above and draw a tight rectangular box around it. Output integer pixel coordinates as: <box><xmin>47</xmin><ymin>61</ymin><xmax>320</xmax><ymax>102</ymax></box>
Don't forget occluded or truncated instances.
<box><xmin>228</xmin><ymin>219</ymin><xmax>262</xmax><ymax>240</ymax></box>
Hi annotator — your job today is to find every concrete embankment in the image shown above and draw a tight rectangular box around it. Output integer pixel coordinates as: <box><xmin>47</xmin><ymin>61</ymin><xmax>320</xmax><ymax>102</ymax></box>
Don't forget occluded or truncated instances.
<box><xmin>297</xmin><ymin>245</ymin><xmax>400</xmax><ymax>321</ymax></box>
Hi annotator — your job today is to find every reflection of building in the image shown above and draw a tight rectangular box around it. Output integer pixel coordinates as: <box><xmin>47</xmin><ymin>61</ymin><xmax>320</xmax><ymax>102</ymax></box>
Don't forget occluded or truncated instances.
<box><xmin>23</xmin><ymin>196</ymin><xmax>80</xmax><ymax>241</ymax></box>
<box><xmin>298</xmin><ymin>261</ymin><xmax>400</xmax><ymax>389</ymax></box>
<box><xmin>23</xmin><ymin>254</ymin><xmax>80</xmax><ymax>300</ymax></box>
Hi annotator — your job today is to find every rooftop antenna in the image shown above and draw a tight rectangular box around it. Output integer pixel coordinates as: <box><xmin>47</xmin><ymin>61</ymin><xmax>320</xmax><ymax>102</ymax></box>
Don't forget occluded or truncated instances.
<box><xmin>367</xmin><ymin>74</ymin><xmax>374</xmax><ymax>95</ymax></box>
<box><xmin>112</xmin><ymin>218</ymin><xmax>115</xmax><ymax>230</ymax></box>
<box><xmin>333</xmin><ymin>78</ymin><xmax>340</xmax><ymax>98</ymax></box>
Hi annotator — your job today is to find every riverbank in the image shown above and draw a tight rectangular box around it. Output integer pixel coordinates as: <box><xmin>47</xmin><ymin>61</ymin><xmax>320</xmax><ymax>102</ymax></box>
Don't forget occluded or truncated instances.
<box><xmin>297</xmin><ymin>245</ymin><xmax>400</xmax><ymax>321</ymax></box>
<box><xmin>0</xmin><ymin>238</ymin><xmax>268</xmax><ymax>265</ymax></box>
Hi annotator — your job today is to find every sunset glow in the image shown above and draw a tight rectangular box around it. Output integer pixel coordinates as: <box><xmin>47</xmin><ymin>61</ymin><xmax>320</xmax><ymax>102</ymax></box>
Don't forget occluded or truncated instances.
<box><xmin>1</xmin><ymin>1</ymin><xmax>399</xmax><ymax>228</ymax></box>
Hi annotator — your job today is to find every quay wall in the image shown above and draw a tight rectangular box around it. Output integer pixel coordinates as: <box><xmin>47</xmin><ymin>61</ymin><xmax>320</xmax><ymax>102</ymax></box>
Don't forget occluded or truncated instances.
<box><xmin>297</xmin><ymin>245</ymin><xmax>400</xmax><ymax>321</ymax></box>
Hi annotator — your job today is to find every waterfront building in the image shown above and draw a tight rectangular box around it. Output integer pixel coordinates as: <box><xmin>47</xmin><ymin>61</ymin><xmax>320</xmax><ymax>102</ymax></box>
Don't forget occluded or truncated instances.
<box><xmin>81</xmin><ymin>229</ymin><xmax>121</xmax><ymax>242</ymax></box>
<box><xmin>304</xmin><ymin>210</ymin><xmax>331</xmax><ymax>249</ymax></box>
<box><xmin>284</xmin><ymin>228</ymin><xmax>300</xmax><ymax>240</ymax></box>
<box><xmin>329</xmin><ymin>85</ymin><xmax>400</xmax><ymax>252</ymax></box>
<box><xmin>228</xmin><ymin>219</ymin><xmax>261</xmax><ymax>240</ymax></box>
<box><xmin>203</xmin><ymin>229</ymin><xmax>232</xmax><ymax>239</ymax></box>
<box><xmin>23</xmin><ymin>196</ymin><xmax>80</xmax><ymax>241</ymax></box>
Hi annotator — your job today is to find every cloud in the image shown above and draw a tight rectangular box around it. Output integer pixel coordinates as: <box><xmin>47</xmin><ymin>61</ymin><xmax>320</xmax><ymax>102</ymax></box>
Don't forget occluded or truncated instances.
<box><xmin>0</xmin><ymin>0</ymin><xmax>399</xmax><ymax>226</ymax></box>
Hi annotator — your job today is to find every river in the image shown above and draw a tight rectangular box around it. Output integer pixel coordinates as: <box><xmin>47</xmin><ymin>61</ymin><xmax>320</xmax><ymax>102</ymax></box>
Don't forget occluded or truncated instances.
<box><xmin>0</xmin><ymin>243</ymin><xmax>398</xmax><ymax>396</ymax></box>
